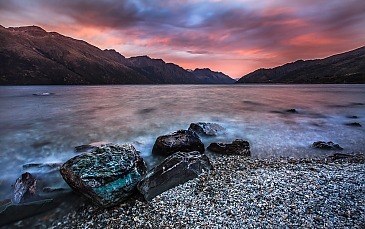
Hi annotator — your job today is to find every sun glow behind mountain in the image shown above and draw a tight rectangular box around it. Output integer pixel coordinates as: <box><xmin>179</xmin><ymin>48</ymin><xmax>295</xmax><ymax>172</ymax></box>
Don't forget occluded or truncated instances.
<box><xmin>1</xmin><ymin>0</ymin><xmax>365</xmax><ymax>78</ymax></box>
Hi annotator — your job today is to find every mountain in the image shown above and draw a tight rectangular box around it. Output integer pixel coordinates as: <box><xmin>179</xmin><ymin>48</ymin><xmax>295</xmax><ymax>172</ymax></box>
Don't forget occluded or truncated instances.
<box><xmin>0</xmin><ymin>25</ymin><xmax>234</xmax><ymax>85</ymax></box>
<box><xmin>192</xmin><ymin>68</ymin><xmax>236</xmax><ymax>84</ymax></box>
<box><xmin>237</xmin><ymin>46</ymin><xmax>365</xmax><ymax>84</ymax></box>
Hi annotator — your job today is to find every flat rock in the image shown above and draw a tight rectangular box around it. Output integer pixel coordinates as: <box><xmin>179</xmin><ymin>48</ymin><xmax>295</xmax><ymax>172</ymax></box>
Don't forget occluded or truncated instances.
<box><xmin>312</xmin><ymin>141</ymin><xmax>343</xmax><ymax>150</ymax></box>
<box><xmin>188</xmin><ymin>122</ymin><xmax>225</xmax><ymax>136</ymax></box>
<box><xmin>207</xmin><ymin>139</ymin><xmax>251</xmax><ymax>156</ymax></box>
<box><xmin>60</xmin><ymin>144</ymin><xmax>147</xmax><ymax>208</ymax></box>
<box><xmin>137</xmin><ymin>151</ymin><xmax>213</xmax><ymax>201</ymax></box>
<box><xmin>152</xmin><ymin>130</ymin><xmax>204</xmax><ymax>156</ymax></box>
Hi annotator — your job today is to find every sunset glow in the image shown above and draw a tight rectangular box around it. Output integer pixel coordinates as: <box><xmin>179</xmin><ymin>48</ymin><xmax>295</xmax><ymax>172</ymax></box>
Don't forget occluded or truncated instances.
<box><xmin>1</xmin><ymin>0</ymin><xmax>364</xmax><ymax>77</ymax></box>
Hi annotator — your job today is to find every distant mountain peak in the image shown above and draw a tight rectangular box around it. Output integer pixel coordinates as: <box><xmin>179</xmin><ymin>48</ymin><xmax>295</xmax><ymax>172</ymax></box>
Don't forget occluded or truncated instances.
<box><xmin>237</xmin><ymin>46</ymin><xmax>365</xmax><ymax>84</ymax></box>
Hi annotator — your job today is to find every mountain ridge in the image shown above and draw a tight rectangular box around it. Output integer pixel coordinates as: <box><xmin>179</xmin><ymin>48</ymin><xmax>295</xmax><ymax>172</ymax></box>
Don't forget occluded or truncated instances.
<box><xmin>0</xmin><ymin>25</ymin><xmax>235</xmax><ymax>85</ymax></box>
<box><xmin>236</xmin><ymin>46</ymin><xmax>365</xmax><ymax>84</ymax></box>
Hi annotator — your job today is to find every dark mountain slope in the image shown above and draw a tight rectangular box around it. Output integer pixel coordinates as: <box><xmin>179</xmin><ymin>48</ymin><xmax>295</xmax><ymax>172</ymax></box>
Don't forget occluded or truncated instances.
<box><xmin>0</xmin><ymin>25</ymin><xmax>234</xmax><ymax>85</ymax></box>
<box><xmin>237</xmin><ymin>46</ymin><xmax>365</xmax><ymax>84</ymax></box>
<box><xmin>192</xmin><ymin>68</ymin><xmax>236</xmax><ymax>84</ymax></box>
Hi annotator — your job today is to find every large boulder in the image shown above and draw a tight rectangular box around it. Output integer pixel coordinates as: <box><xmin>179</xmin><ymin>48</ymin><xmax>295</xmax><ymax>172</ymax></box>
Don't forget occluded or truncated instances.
<box><xmin>60</xmin><ymin>144</ymin><xmax>147</xmax><ymax>208</ymax></box>
<box><xmin>152</xmin><ymin>130</ymin><xmax>204</xmax><ymax>156</ymax></box>
<box><xmin>207</xmin><ymin>139</ymin><xmax>251</xmax><ymax>156</ymax></box>
<box><xmin>188</xmin><ymin>122</ymin><xmax>225</xmax><ymax>136</ymax></box>
<box><xmin>137</xmin><ymin>151</ymin><xmax>213</xmax><ymax>201</ymax></box>
<box><xmin>312</xmin><ymin>141</ymin><xmax>343</xmax><ymax>150</ymax></box>
<box><xmin>12</xmin><ymin>172</ymin><xmax>38</xmax><ymax>204</ymax></box>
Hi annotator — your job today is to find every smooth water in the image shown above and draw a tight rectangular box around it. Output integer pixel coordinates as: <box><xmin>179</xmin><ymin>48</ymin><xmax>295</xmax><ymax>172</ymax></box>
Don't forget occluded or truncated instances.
<box><xmin>0</xmin><ymin>84</ymin><xmax>364</xmax><ymax>200</ymax></box>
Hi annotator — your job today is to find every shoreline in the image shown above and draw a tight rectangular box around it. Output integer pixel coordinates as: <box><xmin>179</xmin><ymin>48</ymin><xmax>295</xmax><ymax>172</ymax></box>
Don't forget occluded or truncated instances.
<box><xmin>8</xmin><ymin>153</ymin><xmax>365</xmax><ymax>228</ymax></box>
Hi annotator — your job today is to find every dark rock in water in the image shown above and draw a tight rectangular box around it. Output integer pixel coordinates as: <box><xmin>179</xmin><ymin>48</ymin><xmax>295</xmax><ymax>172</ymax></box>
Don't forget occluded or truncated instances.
<box><xmin>312</xmin><ymin>141</ymin><xmax>343</xmax><ymax>150</ymax></box>
<box><xmin>60</xmin><ymin>144</ymin><xmax>147</xmax><ymax>208</ymax></box>
<box><xmin>32</xmin><ymin>92</ymin><xmax>54</xmax><ymax>96</ymax></box>
<box><xmin>207</xmin><ymin>139</ymin><xmax>251</xmax><ymax>156</ymax></box>
<box><xmin>345</xmin><ymin>122</ymin><xmax>362</xmax><ymax>127</ymax></box>
<box><xmin>74</xmin><ymin>141</ymin><xmax>112</xmax><ymax>153</ymax></box>
<box><xmin>12</xmin><ymin>172</ymin><xmax>38</xmax><ymax>204</ymax></box>
<box><xmin>188</xmin><ymin>122</ymin><xmax>225</xmax><ymax>136</ymax></box>
<box><xmin>137</xmin><ymin>151</ymin><xmax>213</xmax><ymax>201</ymax></box>
<box><xmin>42</xmin><ymin>187</ymin><xmax>67</xmax><ymax>193</ymax></box>
<box><xmin>23</xmin><ymin>163</ymin><xmax>61</xmax><ymax>170</ymax></box>
<box><xmin>328</xmin><ymin>153</ymin><xmax>365</xmax><ymax>163</ymax></box>
<box><xmin>152</xmin><ymin>130</ymin><xmax>204</xmax><ymax>156</ymax></box>
<box><xmin>286</xmin><ymin>109</ymin><xmax>298</xmax><ymax>113</ymax></box>
<box><xmin>346</xmin><ymin>115</ymin><xmax>359</xmax><ymax>119</ymax></box>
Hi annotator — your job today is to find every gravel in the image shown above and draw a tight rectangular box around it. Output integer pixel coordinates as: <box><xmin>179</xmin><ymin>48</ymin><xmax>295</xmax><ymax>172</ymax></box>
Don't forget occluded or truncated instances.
<box><xmin>9</xmin><ymin>154</ymin><xmax>365</xmax><ymax>228</ymax></box>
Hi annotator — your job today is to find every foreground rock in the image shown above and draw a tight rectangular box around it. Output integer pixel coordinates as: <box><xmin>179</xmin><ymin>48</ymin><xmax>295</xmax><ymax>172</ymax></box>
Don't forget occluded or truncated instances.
<box><xmin>138</xmin><ymin>151</ymin><xmax>213</xmax><ymax>201</ymax></box>
<box><xmin>60</xmin><ymin>144</ymin><xmax>147</xmax><ymax>208</ymax></box>
<box><xmin>188</xmin><ymin>122</ymin><xmax>225</xmax><ymax>136</ymax></box>
<box><xmin>312</xmin><ymin>141</ymin><xmax>343</xmax><ymax>150</ymax></box>
<box><xmin>152</xmin><ymin>130</ymin><xmax>204</xmax><ymax>156</ymax></box>
<box><xmin>207</xmin><ymin>139</ymin><xmax>251</xmax><ymax>156</ymax></box>
<box><xmin>12</xmin><ymin>172</ymin><xmax>38</xmax><ymax>204</ymax></box>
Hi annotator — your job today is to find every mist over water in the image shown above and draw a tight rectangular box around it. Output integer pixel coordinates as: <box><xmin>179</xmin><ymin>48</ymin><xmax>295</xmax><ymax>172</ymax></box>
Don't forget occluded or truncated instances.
<box><xmin>0</xmin><ymin>84</ymin><xmax>364</xmax><ymax>200</ymax></box>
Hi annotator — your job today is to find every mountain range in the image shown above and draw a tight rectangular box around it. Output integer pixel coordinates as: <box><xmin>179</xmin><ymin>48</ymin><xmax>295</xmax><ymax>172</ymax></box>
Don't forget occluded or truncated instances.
<box><xmin>0</xmin><ymin>25</ymin><xmax>234</xmax><ymax>85</ymax></box>
<box><xmin>236</xmin><ymin>46</ymin><xmax>365</xmax><ymax>84</ymax></box>
<box><xmin>1</xmin><ymin>25</ymin><xmax>364</xmax><ymax>85</ymax></box>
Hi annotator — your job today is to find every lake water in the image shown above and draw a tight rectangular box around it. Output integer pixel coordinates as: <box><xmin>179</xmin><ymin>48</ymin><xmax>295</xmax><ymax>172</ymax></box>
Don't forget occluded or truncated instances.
<box><xmin>0</xmin><ymin>84</ymin><xmax>364</xmax><ymax>201</ymax></box>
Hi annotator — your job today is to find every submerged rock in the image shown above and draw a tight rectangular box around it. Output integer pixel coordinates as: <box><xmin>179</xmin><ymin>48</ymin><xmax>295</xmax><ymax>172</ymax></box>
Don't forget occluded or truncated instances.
<box><xmin>207</xmin><ymin>139</ymin><xmax>251</xmax><ymax>156</ymax></box>
<box><xmin>152</xmin><ymin>130</ymin><xmax>204</xmax><ymax>156</ymax></box>
<box><xmin>137</xmin><ymin>151</ymin><xmax>213</xmax><ymax>201</ymax></box>
<box><xmin>188</xmin><ymin>122</ymin><xmax>225</xmax><ymax>136</ymax></box>
<box><xmin>312</xmin><ymin>141</ymin><xmax>343</xmax><ymax>150</ymax></box>
<box><xmin>286</xmin><ymin>109</ymin><xmax>298</xmax><ymax>113</ymax></box>
<box><xmin>345</xmin><ymin>122</ymin><xmax>362</xmax><ymax>127</ymax></box>
<box><xmin>60</xmin><ymin>144</ymin><xmax>147</xmax><ymax>208</ymax></box>
<box><xmin>12</xmin><ymin>172</ymin><xmax>38</xmax><ymax>204</ymax></box>
<box><xmin>74</xmin><ymin>141</ymin><xmax>112</xmax><ymax>153</ymax></box>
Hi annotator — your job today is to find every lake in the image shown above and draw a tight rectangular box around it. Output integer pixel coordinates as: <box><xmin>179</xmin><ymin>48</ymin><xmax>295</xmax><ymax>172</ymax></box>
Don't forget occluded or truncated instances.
<box><xmin>0</xmin><ymin>84</ymin><xmax>364</xmax><ymax>201</ymax></box>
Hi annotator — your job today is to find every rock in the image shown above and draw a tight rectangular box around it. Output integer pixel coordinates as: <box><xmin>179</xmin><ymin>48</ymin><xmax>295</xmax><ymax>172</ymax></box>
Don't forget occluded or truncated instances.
<box><xmin>12</xmin><ymin>172</ymin><xmax>38</xmax><ymax>204</ymax></box>
<box><xmin>74</xmin><ymin>141</ymin><xmax>112</xmax><ymax>153</ymax></box>
<box><xmin>188</xmin><ymin>122</ymin><xmax>225</xmax><ymax>136</ymax></box>
<box><xmin>137</xmin><ymin>151</ymin><xmax>213</xmax><ymax>201</ymax></box>
<box><xmin>286</xmin><ymin>109</ymin><xmax>298</xmax><ymax>113</ymax></box>
<box><xmin>60</xmin><ymin>144</ymin><xmax>147</xmax><ymax>208</ymax></box>
<box><xmin>345</xmin><ymin>122</ymin><xmax>362</xmax><ymax>127</ymax></box>
<box><xmin>346</xmin><ymin>115</ymin><xmax>358</xmax><ymax>119</ymax></box>
<box><xmin>207</xmin><ymin>139</ymin><xmax>251</xmax><ymax>156</ymax></box>
<box><xmin>152</xmin><ymin>130</ymin><xmax>204</xmax><ymax>156</ymax></box>
<box><xmin>312</xmin><ymin>141</ymin><xmax>343</xmax><ymax>150</ymax></box>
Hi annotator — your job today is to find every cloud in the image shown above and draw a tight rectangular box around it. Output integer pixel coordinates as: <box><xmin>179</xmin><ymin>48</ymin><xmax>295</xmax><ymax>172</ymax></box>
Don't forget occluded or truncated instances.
<box><xmin>1</xmin><ymin>0</ymin><xmax>365</xmax><ymax>77</ymax></box>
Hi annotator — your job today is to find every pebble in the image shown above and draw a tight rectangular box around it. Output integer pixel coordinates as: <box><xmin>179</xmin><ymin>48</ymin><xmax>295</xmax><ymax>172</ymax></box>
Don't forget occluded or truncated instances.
<box><xmin>8</xmin><ymin>154</ymin><xmax>365</xmax><ymax>228</ymax></box>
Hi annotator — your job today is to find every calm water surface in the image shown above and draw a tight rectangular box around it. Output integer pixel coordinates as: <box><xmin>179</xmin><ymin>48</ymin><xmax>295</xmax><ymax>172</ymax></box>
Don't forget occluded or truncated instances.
<box><xmin>0</xmin><ymin>84</ymin><xmax>364</xmax><ymax>200</ymax></box>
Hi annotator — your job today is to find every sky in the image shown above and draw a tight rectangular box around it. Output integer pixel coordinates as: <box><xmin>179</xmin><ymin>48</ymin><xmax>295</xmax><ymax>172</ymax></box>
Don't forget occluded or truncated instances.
<box><xmin>1</xmin><ymin>0</ymin><xmax>365</xmax><ymax>78</ymax></box>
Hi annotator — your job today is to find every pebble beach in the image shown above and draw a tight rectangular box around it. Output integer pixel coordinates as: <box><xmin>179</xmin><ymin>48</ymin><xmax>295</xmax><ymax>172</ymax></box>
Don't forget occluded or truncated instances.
<box><xmin>18</xmin><ymin>153</ymin><xmax>362</xmax><ymax>228</ymax></box>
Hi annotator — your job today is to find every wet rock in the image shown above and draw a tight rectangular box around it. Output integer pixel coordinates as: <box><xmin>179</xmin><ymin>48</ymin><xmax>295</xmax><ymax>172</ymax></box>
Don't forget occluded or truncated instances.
<box><xmin>74</xmin><ymin>141</ymin><xmax>112</xmax><ymax>153</ymax></box>
<box><xmin>137</xmin><ymin>151</ymin><xmax>213</xmax><ymax>201</ymax></box>
<box><xmin>345</xmin><ymin>122</ymin><xmax>362</xmax><ymax>127</ymax></box>
<box><xmin>12</xmin><ymin>172</ymin><xmax>38</xmax><ymax>204</ymax></box>
<box><xmin>312</xmin><ymin>141</ymin><xmax>343</xmax><ymax>150</ymax></box>
<box><xmin>32</xmin><ymin>92</ymin><xmax>54</xmax><ymax>96</ymax></box>
<box><xmin>346</xmin><ymin>115</ymin><xmax>358</xmax><ymax>119</ymax></box>
<box><xmin>286</xmin><ymin>109</ymin><xmax>298</xmax><ymax>113</ymax></box>
<box><xmin>152</xmin><ymin>130</ymin><xmax>204</xmax><ymax>156</ymax></box>
<box><xmin>60</xmin><ymin>144</ymin><xmax>147</xmax><ymax>208</ymax></box>
<box><xmin>328</xmin><ymin>153</ymin><xmax>365</xmax><ymax>163</ymax></box>
<box><xmin>207</xmin><ymin>139</ymin><xmax>251</xmax><ymax>156</ymax></box>
<box><xmin>188</xmin><ymin>122</ymin><xmax>225</xmax><ymax>136</ymax></box>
